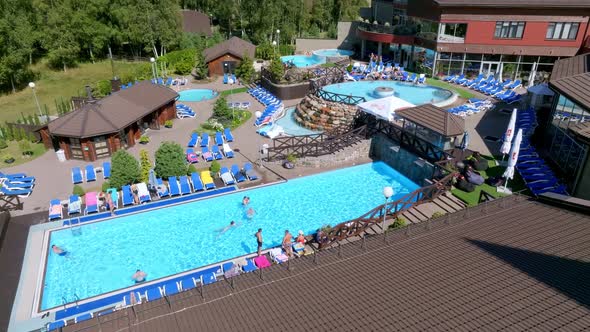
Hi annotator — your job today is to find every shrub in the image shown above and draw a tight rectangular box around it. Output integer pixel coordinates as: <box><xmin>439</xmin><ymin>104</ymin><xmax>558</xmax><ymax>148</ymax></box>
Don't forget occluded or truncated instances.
<box><xmin>101</xmin><ymin>181</ymin><xmax>111</xmax><ymax>192</ymax></box>
<box><xmin>201</xmin><ymin>119</ymin><xmax>224</xmax><ymax>131</ymax></box>
<box><xmin>109</xmin><ymin>150</ymin><xmax>141</xmax><ymax>188</ymax></box>
<box><xmin>431</xmin><ymin>211</ymin><xmax>446</xmax><ymax>219</ymax></box>
<box><xmin>139</xmin><ymin>135</ymin><xmax>150</xmax><ymax>144</ymax></box>
<box><xmin>212</xmin><ymin>96</ymin><xmax>232</xmax><ymax>120</ymax></box>
<box><xmin>139</xmin><ymin>149</ymin><xmax>152</xmax><ymax>183</ymax></box>
<box><xmin>193</xmin><ymin>50</ymin><xmax>208</xmax><ymax>79</ymax></box>
<box><xmin>269</xmin><ymin>54</ymin><xmax>285</xmax><ymax>82</ymax></box>
<box><xmin>19</xmin><ymin>140</ymin><xmax>33</xmax><ymax>156</ymax></box>
<box><xmin>94</xmin><ymin>79</ymin><xmax>112</xmax><ymax>98</ymax></box>
<box><xmin>3</xmin><ymin>153</ymin><xmax>14</xmax><ymax>162</ymax></box>
<box><xmin>72</xmin><ymin>184</ymin><xmax>85</xmax><ymax>196</ymax></box>
<box><xmin>164</xmin><ymin>120</ymin><xmax>173</xmax><ymax>128</ymax></box>
<box><xmin>235</xmin><ymin>54</ymin><xmax>255</xmax><ymax>84</ymax></box>
<box><xmin>210</xmin><ymin>160</ymin><xmax>221</xmax><ymax>174</ymax></box>
<box><xmin>388</xmin><ymin>217</ymin><xmax>407</xmax><ymax>230</ymax></box>
<box><xmin>187</xmin><ymin>163</ymin><xmax>197</xmax><ymax>175</ymax></box>
<box><xmin>320</xmin><ymin>224</ymin><xmax>332</xmax><ymax>234</ymax></box>
<box><xmin>0</xmin><ymin>138</ymin><xmax>7</xmax><ymax>149</ymax></box>
<box><xmin>154</xmin><ymin>142</ymin><xmax>186</xmax><ymax>179</ymax></box>
<box><xmin>4</xmin><ymin>126</ymin><xmax>13</xmax><ymax>141</ymax></box>
<box><xmin>286</xmin><ymin>153</ymin><xmax>297</xmax><ymax>163</ymax></box>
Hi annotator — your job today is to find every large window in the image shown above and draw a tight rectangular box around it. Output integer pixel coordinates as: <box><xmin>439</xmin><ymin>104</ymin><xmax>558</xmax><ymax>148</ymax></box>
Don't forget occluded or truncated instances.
<box><xmin>546</xmin><ymin>22</ymin><xmax>579</xmax><ymax>40</ymax></box>
<box><xmin>438</xmin><ymin>23</ymin><xmax>467</xmax><ymax>43</ymax></box>
<box><xmin>94</xmin><ymin>136</ymin><xmax>110</xmax><ymax>158</ymax></box>
<box><xmin>69</xmin><ymin>138</ymin><xmax>83</xmax><ymax>159</ymax></box>
<box><xmin>494</xmin><ymin>21</ymin><xmax>525</xmax><ymax>39</ymax></box>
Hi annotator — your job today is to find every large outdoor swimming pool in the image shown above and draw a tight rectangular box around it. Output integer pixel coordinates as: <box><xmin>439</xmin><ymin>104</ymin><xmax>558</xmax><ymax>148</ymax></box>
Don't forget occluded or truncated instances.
<box><xmin>42</xmin><ymin>162</ymin><xmax>418</xmax><ymax>310</ymax></box>
<box><xmin>322</xmin><ymin>81</ymin><xmax>453</xmax><ymax>105</ymax></box>
<box><xmin>178</xmin><ymin>89</ymin><xmax>217</xmax><ymax>102</ymax></box>
<box><xmin>314</xmin><ymin>49</ymin><xmax>354</xmax><ymax>57</ymax></box>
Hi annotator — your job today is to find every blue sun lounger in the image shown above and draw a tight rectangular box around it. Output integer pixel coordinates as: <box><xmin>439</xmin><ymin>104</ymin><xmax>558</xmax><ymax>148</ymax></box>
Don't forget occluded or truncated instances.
<box><xmin>231</xmin><ymin>164</ymin><xmax>246</xmax><ymax>183</ymax></box>
<box><xmin>121</xmin><ymin>185</ymin><xmax>135</xmax><ymax>206</ymax></box>
<box><xmin>223</xmin><ymin>128</ymin><xmax>234</xmax><ymax>142</ymax></box>
<box><xmin>68</xmin><ymin>195</ymin><xmax>81</xmax><ymax>215</ymax></box>
<box><xmin>0</xmin><ymin>171</ymin><xmax>35</xmax><ymax>183</ymax></box>
<box><xmin>200</xmin><ymin>133</ymin><xmax>209</xmax><ymax>147</ymax></box>
<box><xmin>243</xmin><ymin>163</ymin><xmax>259</xmax><ymax>181</ymax></box>
<box><xmin>156</xmin><ymin>178</ymin><xmax>169</xmax><ymax>197</ymax></box>
<box><xmin>3</xmin><ymin>180</ymin><xmax>34</xmax><ymax>190</ymax></box>
<box><xmin>179</xmin><ymin>176</ymin><xmax>192</xmax><ymax>195</ymax></box>
<box><xmin>215</xmin><ymin>131</ymin><xmax>224</xmax><ymax>145</ymax></box>
<box><xmin>211</xmin><ymin>145</ymin><xmax>223</xmax><ymax>160</ymax></box>
<box><xmin>49</xmin><ymin>199</ymin><xmax>63</xmax><ymax>220</ymax></box>
<box><xmin>47</xmin><ymin>320</ymin><xmax>67</xmax><ymax>331</ymax></box>
<box><xmin>168</xmin><ymin>176</ymin><xmax>181</xmax><ymax>196</ymax></box>
<box><xmin>242</xmin><ymin>258</ymin><xmax>258</xmax><ymax>273</ymax></box>
<box><xmin>188</xmin><ymin>133</ymin><xmax>199</xmax><ymax>147</ymax></box>
<box><xmin>72</xmin><ymin>167</ymin><xmax>83</xmax><ymax>184</ymax></box>
<box><xmin>190</xmin><ymin>172</ymin><xmax>204</xmax><ymax>192</ymax></box>
<box><xmin>0</xmin><ymin>187</ymin><xmax>32</xmax><ymax>197</ymax></box>
<box><xmin>85</xmin><ymin>165</ymin><xmax>96</xmax><ymax>182</ymax></box>
<box><xmin>103</xmin><ymin>162</ymin><xmax>111</xmax><ymax>179</ymax></box>
<box><xmin>74</xmin><ymin>313</ymin><xmax>93</xmax><ymax>324</ymax></box>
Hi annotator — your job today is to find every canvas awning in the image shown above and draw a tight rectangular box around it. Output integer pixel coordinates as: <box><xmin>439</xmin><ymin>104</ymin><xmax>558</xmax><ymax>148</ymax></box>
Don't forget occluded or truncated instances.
<box><xmin>357</xmin><ymin>96</ymin><xmax>415</xmax><ymax>122</ymax></box>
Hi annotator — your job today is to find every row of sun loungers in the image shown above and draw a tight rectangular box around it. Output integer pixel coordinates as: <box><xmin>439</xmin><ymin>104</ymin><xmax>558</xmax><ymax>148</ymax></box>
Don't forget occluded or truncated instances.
<box><xmin>151</xmin><ymin>77</ymin><xmax>187</xmax><ymax>86</ymax></box>
<box><xmin>187</xmin><ymin>129</ymin><xmax>234</xmax><ymax>148</ymax></box>
<box><xmin>0</xmin><ymin>171</ymin><xmax>36</xmax><ymax>198</ymax></box>
<box><xmin>72</xmin><ymin>162</ymin><xmax>110</xmax><ymax>184</ymax></box>
<box><xmin>446</xmin><ymin>98</ymin><xmax>495</xmax><ymax>117</ymax></box>
<box><xmin>443</xmin><ymin>73</ymin><xmax>522</xmax><ymax>104</ymax></box>
<box><xmin>176</xmin><ymin>103</ymin><xmax>196</xmax><ymax>119</ymax></box>
<box><xmin>248</xmin><ymin>86</ymin><xmax>284</xmax><ymax>127</ymax></box>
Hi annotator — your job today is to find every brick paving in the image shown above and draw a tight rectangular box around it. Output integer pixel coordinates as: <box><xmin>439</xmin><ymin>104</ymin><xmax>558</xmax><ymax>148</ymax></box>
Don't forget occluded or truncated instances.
<box><xmin>58</xmin><ymin>196</ymin><xmax>590</xmax><ymax>332</ymax></box>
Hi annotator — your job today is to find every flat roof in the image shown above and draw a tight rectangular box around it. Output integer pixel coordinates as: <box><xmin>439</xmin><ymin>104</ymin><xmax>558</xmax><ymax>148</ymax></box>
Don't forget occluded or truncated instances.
<box><xmin>72</xmin><ymin>196</ymin><xmax>590</xmax><ymax>331</ymax></box>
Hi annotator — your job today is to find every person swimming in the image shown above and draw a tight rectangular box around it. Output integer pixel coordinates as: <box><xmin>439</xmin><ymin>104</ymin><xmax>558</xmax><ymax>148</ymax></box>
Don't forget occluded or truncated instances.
<box><xmin>246</xmin><ymin>207</ymin><xmax>255</xmax><ymax>219</ymax></box>
<box><xmin>52</xmin><ymin>245</ymin><xmax>67</xmax><ymax>256</ymax></box>
<box><xmin>242</xmin><ymin>196</ymin><xmax>250</xmax><ymax>206</ymax></box>
<box><xmin>132</xmin><ymin>269</ymin><xmax>147</xmax><ymax>283</ymax></box>
<box><xmin>217</xmin><ymin>221</ymin><xmax>238</xmax><ymax>238</ymax></box>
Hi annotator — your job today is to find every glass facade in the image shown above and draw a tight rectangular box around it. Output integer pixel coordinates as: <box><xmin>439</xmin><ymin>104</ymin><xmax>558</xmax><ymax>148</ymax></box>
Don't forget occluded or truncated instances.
<box><xmin>546</xmin><ymin>94</ymin><xmax>589</xmax><ymax>189</ymax></box>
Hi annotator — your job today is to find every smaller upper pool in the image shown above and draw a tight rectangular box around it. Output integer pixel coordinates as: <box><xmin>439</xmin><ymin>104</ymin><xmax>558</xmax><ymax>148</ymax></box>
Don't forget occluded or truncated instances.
<box><xmin>281</xmin><ymin>55</ymin><xmax>325</xmax><ymax>68</ymax></box>
<box><xmin>314</xmin><ymin>49</ymin><xmax>354</xmax><ymax>57</ymax></box>
<box><xmin>178</xmin><ymin>89</ymin><xmax>217</xmax><ymax>102</ymax></box>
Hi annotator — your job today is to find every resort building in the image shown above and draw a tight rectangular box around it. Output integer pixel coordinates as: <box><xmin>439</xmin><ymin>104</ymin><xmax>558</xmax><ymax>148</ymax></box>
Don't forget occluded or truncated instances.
<box><xmin>357</xmin><ymin>0</ymin><xmax>590</xmax><ymax>86</ymax></box>
<box><xmin>203</xmin><ymin>36</ymin><xmax>256</xmax><ymax>76</ymax></box>
<box><xmin>180</xmin><ymin>10</ymin><xmax>212</xmax><ymax>36</ymax></box>
<box><xmin>42</xmin><ymin>81</ymin><xmax>178</xmax><ymax>161</ymax></box>
<box><xmin>545</xmin><ymin>53</ymin><xmax>590</xmax><ymax>199</ymax></box>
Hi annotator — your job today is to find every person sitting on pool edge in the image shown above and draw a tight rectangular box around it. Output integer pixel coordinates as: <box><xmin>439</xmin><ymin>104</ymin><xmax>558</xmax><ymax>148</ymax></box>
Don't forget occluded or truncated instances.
<box><xmin>132</xmin><ymin>269</ymin><xmax>147</xmax><ymax>283</ymax></box>
<box><xmin>52</xmin><ymin>245</ymin><xmax>67</xmax><ymax>256</ymax></box>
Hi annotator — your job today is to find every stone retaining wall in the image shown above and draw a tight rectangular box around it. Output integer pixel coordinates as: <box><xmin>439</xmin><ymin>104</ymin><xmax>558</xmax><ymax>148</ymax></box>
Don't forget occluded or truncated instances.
<box><xmin>294</xmin><ymin>94</ymin><xmax>358</xmax><ymax>131</ymax></box>
<box><xmin>268</xmin><ymin>139</ymin><xmax>371</xmax><ymax>169</ymax></box>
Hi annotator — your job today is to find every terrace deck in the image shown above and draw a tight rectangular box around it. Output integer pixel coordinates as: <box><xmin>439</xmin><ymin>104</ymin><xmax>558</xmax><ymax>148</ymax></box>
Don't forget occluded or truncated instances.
<box><xmin>58</xmin><ymin>195</ymin><xmax>590</xmax><ymax>331</ymax></box>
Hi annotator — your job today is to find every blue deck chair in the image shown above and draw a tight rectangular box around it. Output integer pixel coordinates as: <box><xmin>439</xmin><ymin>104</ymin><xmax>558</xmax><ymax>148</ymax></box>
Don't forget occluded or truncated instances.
<box><xmin>406</xmin><ymin>73</ymin><xmax>417</xmax><ymax>82</ymax></box>
<box><xmin>223</xmin><ymin>73</ymin><xmax>228</xmax><ymax>84</ymax></box>
<box><xmin>179</xmin><ymin>176</ymin><xmax>191</xmax><ymax>195</ymax></box>
<box><xmin>222</xmin><ymin>143</ymin><xmax>234</xmax><ymax>158</ymax></box>
<box><xmin>202</xmin><ymin>146</ymin><xmax>214</xmax><ymax>162</ymax></box>
<box><xmin>85</xmin><ymin>165</ymin><xmax>96</xmax><ymax>182</ymax></box>
<box><xmin>49</xmin><ymin>199</ymin><xmax>63</xmax><ymax>220</ymax></box>
<box><xmin>47</xmin><ymin>320</ymin><xmax>67</xmax><ymax>331</ymax></box>
<box><xmin>121</xmin><ymin>185</ymin><xmax>135</xmax><ymax>206</ymax></box>
<box><xmin>231</xmin><ymin>164</ymin><xmax>246</xmax><ymax>183</ymax></box>
<box><xmin>242</xmin><ymin>259</ymin><xmax>258</xmax><ymax>273</ymax></box>
<box><xmin>211</xmin><ymin>145</ymin><xmax>223</xmax><ymax>160</ymax></box>
<box><xmin>200</xmin><ymin>133</ymin><xmax>209</xmax><ymax>147</ymax></box>
<box><xmin>231</xmin><ymin>74</ymin><xmax>237</xmax><ymax>83</ymax></box>
<box><xmin>103</xmin><ymin>162</ymin><xmax>111</xmax><ymax>179</ymax></box>
<box><xmin>3</xmin><ymin>180</ymin><xmax>34</xmax><ymax>190</ymax></box>
<box><xmin>0</xmin><ymin>171</ymin><xmax>34</xmax><ymax>182</ymax></box>
<box><xmin>190</xmin><ymin>172</ymin><xmax>204</xmax><ymax>191</ymax></box>
<box><xmin>215</xmin><ymin>132</ymin><xmax>224</xmax><ymax>145</ymax></box>
<box><xmin>143</xmin><ymin>287</ymin><xmax>163</xmax><ymax>302</ymax></box>
<box><xmin>1</xmin><ymin>187</ymin><xmax>32</xmax><ymax>197</ymax></box>
<box><xmin>223</xmin><ymin>128</ymin><xmax>234</xmax><ymax>142</ymax></box>
<box><xmin>75</xmin><ymin>313</ymin><xmax>93</xmax><ymax>324</ymax></box>
<box><xmin>243</xmin><ymin>163</ymin><xmax>259</xmax><ymax>181</ymax></box>
<box><xmin>72</xmin><ymin>167</ymin><xmax>83</xmax><ymax>184</ymax></box>
<box><xmin>200</xmin><ymin>271</ymin><xmax>217</xmax><ymax>286</ymax></box>
<box><xmin>168</xmin><ymin>176</ymin><xmax>181</xmax><ymax>196</ymax></box>
<box><xmin>219</xmin><ymin>167</ymin><xmax>235</xmax><ymax>185</ymax></box>
<box><xmin>188</xmin><ymin>133</ymin><xmax>199</xmax><ymax>147</ymax></box>
<box><xmin>157</xmin><ymin>77</ymin><xmax>164</xmax><ymax>85</ymax></box>
<box><xmin>68</xmin><ymin>195</ymin><xmax>81</xmax><ymax>215</ymax></box>
<box><xmin>165</xmin><ymin>77</ymin><xmax>173</xmax><ymax>86</ymax></box>
<box><xmin>156</xmin><ymin>178</ymin><xmax>169</xmax><ymax>197</ymax></box>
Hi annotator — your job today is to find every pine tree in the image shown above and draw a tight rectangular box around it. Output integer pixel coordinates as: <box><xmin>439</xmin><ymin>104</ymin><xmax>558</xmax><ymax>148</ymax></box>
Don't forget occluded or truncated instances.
<box><xmin>193</xmin><ymin>49</ymin><xmax>208</xmax><ymax>79</ymax></box>
<box><xmin>236</xmin><ymin>54</ymin><xmax>255</xmax><ymax>84</ymax></box>
<box><xmin>139</xmin><ymin>149</ymin><xmax>152</xmax><ymax>183</ymax></box>
<box><xmin>5</xmin><ymin>126</ymin><xmax>14</xmax><ymax>141</ymax></box>
<box><xmin>13</xmin><ymin>126</ymin><xmax>22</xmax><ymax>141</ymax></box>
<box><xmin>155</xmin><ymin>142</ymin><xmax>186</xmax><ymax>179</ymax></box>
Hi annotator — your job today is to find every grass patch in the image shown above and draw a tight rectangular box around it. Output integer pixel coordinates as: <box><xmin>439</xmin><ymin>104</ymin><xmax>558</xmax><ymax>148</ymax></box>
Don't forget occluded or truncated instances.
<box><xmin>427</xmin><ymin>78</ymin><xmax>476</xmax><ymax>99</ymax></box>
<box><xmin>219</xmin><ymin>87</ymin><xmax>248</xmax><ymax>96</ymax></box>
<box><xmin>197</xmin><ymin>109</ymin><xmax>252</xmax><ymax>134</ymax></box>
<box><xmin>0</xmin><ymin>60</ymin><xmax>147</xmax><ymax>123</ymax></box>
<box><xmin>0</xmin><ymin>141</ymin><xmax>47</xmax><ymax>167</ymax></box>
<box><xmin>451</xmin><ymin>155</ymin><xmax>527</xmax><ymax>206</ymax></box>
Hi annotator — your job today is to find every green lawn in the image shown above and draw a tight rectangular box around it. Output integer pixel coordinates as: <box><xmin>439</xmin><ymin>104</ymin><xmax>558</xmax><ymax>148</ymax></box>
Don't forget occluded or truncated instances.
<box><xmin>427</xmin><ymin>78</ymin><xmax>476</xmax><ymax>99</ymax></box>
<box><xmin>197</xmin><ymin>109</ymin><xmax>252</xmax><ymax>134</ymax></box>
<box><xmin>451</xmin><ymin>155</ymin><xmax>527</xmax><ymax>206</ymax></box>
<box><xmin>219</xmin><ymin>87</ymin><xmax>248</xmax><ymax>96</ymax></box>
<box><xmin>0</xmin><ymin>141</ymin><xmax>47</xmax><ymax>167</ymax></box>
<box><xmin>0</xmin><ymin>60</ymin><xmax>147</xmax><ymax>123</ymax></box>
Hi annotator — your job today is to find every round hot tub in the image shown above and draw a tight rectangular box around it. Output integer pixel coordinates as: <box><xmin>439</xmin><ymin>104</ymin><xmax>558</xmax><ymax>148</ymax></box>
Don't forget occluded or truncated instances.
<box><xmin>374</xmin><ymin>87</ymin><xmax>395</xmax><ymax>98</ymax></box>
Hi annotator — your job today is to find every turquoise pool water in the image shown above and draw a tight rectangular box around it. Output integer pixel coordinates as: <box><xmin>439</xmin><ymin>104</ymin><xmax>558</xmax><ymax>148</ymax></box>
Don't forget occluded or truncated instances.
<box><xmin>42</xmin><ymin>162</ymin><xmax>418</xmax><ymax>310</ymax></box>
<box><xmin>314</xmin><ymin>49</ymin><xmax>354</xmax><ymax>57</ymax></box>
<box><xmin>178</xmin><ymin>89</ymin><xmax>217</xmax><ymax>102</ymax></box>
<box><xmin>281</xmin><ymin>54</ymin><xmax>325</xmax><ymax>67</ymax></box>
<box><xmin>276</xmin><ymin>107</ymin><xmax>322</xmax><ymax>136</ymax></box>
<box><xmin>322</xmin><ymin>81</ymin><xmax>453</xmax><ymax>105</ymax></box>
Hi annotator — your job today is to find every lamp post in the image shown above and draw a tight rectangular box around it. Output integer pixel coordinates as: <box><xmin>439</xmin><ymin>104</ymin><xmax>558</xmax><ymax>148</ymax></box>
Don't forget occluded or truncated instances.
<box><xmin>28</xmin><ymin>82</ymin><xmax>43</xmax><ymax>118</ymax></box>
<box><xmin>272</xmin><ymin>41</ymin><xmax>277</xmax><ymax>57</ymax></box>
<box><xmin>276</xmin><ymin>29</ymin><xmax>280</xmax><ymax>51</ymax></box>
<box><xmin>150</xmin><ymin>57</ymin><xmax>156</xmax><ymax>80</ymax></box>
<box><xmin>225</xmin><ymin>63</ymin><xmax>234</xmax><ymax>120</ymax></box>
<box><xmin>382</xmin><ymin>186</ymin><xmax>394</xmax><ymax>233</ymax></box>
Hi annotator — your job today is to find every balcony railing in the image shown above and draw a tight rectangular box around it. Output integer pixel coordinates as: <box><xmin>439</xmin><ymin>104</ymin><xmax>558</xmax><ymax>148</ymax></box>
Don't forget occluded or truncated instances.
<box><xmin>357</xmin><ymin>21</ymin><xmax>417</xmax><ymax>36</ymax></box>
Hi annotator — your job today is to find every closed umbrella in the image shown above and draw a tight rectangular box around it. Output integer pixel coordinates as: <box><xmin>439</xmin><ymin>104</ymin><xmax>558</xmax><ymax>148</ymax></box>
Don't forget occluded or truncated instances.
<box><xmin>502</xmin><ymin>129</ymin><xmax>523</xmax><ymax>191</ymax></box>
<box><xmin>148</xmin><ymin>169</ymin><xmax>157</xmax><ymax>188</ymax></box>
<box><xmin>500</xmin><ymin>108</ymin><xmax>518</xmax><ymax>157</ymax></box>
<box><xmin>459</xmin><ymin>131</ymin><xmax>469</xmax><ymax>150</ymax></box>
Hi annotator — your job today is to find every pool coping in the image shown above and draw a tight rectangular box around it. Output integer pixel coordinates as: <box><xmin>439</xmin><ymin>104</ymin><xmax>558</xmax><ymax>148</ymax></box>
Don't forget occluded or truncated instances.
<box><xmin>10</xmin><ymin>181</ymin><xmax>292</xmax><ymax>332</ymax></box>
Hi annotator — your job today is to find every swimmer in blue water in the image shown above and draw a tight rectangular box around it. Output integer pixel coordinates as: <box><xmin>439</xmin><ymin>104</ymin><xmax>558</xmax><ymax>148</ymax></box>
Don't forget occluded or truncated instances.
<box><xmin>216</xmin><ymin>221</ymin><xmax>238</xmax><ymax>238</ymax></box>
<box><xmin>246</xmin><ymin>207</ymin><xmax>255</xmax><ymax>219</ymax></box>
<box><xmin>132</xmin><ymin>269</ymin><xmax>147</xmax><ymax>283</ymax></box>
<box><xmin>52</xmin><ymin>245</ymin><xmax>67</xmax><ymax>256</ymax></box>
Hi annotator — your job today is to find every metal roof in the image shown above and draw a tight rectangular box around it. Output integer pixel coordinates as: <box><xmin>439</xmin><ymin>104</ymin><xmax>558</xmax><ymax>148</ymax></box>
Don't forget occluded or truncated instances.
<box><xmin>549</xmin><ymin>53</ymin><xmax>590</xmax><ymax>112</ymax></box>
<box><xmin>203</xmin><ymin>37</ymin><xmax>256</xmax><ymax>63</ymax></box>
<box><xmin>396</xmin><ymin>104</ymin><xmax>465</xmax><ymax>137</ymax></box>
<box><xmin>48</xmin><ymin>81</ymin><xmax>178</xmax><ymax>138</ymax></box>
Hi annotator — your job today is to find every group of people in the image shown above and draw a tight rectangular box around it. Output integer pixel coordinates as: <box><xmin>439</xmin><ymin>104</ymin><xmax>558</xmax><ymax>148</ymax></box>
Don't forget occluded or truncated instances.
<box><xmin>254</xmin><ymin>228</ymin><xmax>306</xmax><ymax>257</ymax></box>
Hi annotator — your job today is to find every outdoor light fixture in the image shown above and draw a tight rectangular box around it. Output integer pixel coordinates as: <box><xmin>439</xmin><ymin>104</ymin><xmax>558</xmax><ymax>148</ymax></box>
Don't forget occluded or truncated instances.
<box><xmin>150</xmin><ymin>57</ymin><xmax>156</xmax><ymax>79</ymax></box>
<box><xmin>382</xmin><ymin>186</ymin><xmax>394</xmax><ymax>232</ymax></box>
<box><xmin>28</xmin><ymin>82</ymin><xmax>43</xmax><ymax>118</ymax></box>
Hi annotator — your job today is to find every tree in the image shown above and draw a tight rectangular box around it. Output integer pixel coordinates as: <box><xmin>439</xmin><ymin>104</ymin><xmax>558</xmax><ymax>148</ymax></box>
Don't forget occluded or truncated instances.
<box><xmin>139</xmin><ymin>149</ymin><xmax>152</xmax><ymax>183</ymax></box>
<box><xmin>110</xmin><ymin>150</ymin><xmax>140</xmax><ymax>188</ymax></box>
<box><xmin>235</xmin><ymin>54</ymin><xmax>255</xmax><ymax>83</ymax></box>
<box><xmin>269</xmin><ymin>54</ymin><xmax>284</xmax><ymax>82</ymax></box>
<box><xmin>213</xmin><ymin>96</ymin><xmax>232</xmax><ymax>119</ymax></box>
<box><xmin>154</xmin><ymin>142</ymin><xmax>186</xmax><ymax>179</ymax></box>
<box><xmin>193</xmin><ymin>49</ymin><xmax>208</xmax><ymax>79</ymax></box>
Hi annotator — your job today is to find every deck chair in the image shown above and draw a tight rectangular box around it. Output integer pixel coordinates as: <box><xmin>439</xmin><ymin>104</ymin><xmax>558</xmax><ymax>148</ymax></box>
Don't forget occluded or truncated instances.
<box><xmin>68</xmin><ymin>195</ymin><xmax>81</xmax><ymax>215</ymax></box>
<box><xmin>103</xmin><ymin>162</ymin><xmax>111</xmax><ymax>179</ymax></box>
<box><xmin>121</xmin><ymin>185</ymin><xmax>135</xmax><ymax>206</ymax></box>
<box><xmin>190</xmin><ymin>172</ymin><xmax>204</xmax><ymax>192</ymax></box>
<box><xmin>49</xmin><ymin>199</ymin><xmax>63</xmax><ymax>220</ymax></box>
<box><xmin>215</xmin><ymin>132</ymin><xmax>224</xmax><ymax>146</ymax></box>
<box><xmin>179</xmin><ymin>176</ymin><xmax>192</xmax><ymax>195</ymax></box>
<box><xmin>168</xmin><ymin>176</ymin><xmax>181</xmax><ymax>196</ymax></box>
<box><xmin>72</xmin><ymin>167</ymin><xmax>83</xmax><ymax>184</ymax></box>
<box><xmin>243</xmin><ymin>163</ymin><xmax>259</xmax><ymax>180</ymax></box>
<box><xmin>85</xmin><ymin>165</ymin><xmax>96</xmax><ymax>182</ymax></box>
<box><xmin>231</xmin><ymin>164</ymin><xmax>246</xmax><ymax>183</ymax></box>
